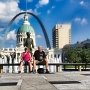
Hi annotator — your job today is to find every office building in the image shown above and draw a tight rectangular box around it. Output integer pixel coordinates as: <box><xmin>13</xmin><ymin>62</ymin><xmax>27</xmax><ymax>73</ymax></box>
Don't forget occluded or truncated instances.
<box><xmin>52</xmin><ymin>24</ymin><xmax>71</xmax><ymax>48</ymax></box>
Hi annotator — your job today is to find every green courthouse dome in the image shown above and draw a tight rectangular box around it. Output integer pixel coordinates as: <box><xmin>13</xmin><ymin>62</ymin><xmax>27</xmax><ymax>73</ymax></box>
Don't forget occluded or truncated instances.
<box><xmin>17</xmin><ymin>13</ymin><xmax>35</xmax><ymax>34</ymax></box>
<box><xmin>18</xmin><ymin>24</ymin><xmax>34</xmax><ymax>33</ymax></box>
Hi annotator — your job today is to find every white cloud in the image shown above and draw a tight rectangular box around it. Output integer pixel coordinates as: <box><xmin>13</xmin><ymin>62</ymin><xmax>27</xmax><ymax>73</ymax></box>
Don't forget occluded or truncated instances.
<box><xmin>79</xmin><ymin>1</ymin><xmax>90</xmax><ymax>9</ymax></box>
<box><xmin>74</xmin><ymin>18</ymin><xmax>81</xmax><ymax>22</ymax></box>
<box><xmin>27</xmin><ymin>9</ymin><xmax>40</xmax><ymax>15</ymax></box>
<box><xmin>36</xmin><ymin>0</ymin><xmax>49</xmax><ymax>8</ymax></box>
<box><xmin>0</xmin><ymin>1</ymin><xmax>21</xmax><ymax>27</ymax></box>
<box><xmin>39</xmin><ymin>0</ymin><xmax>49</xmax><ymax>5</ymax></box>
<box><xmin>7</xmin><ymin>29</ymin><xmax>16</xmax><ymax>40</ymax></box>
<box><xmin>52</xmin><ymin>6</ymin><xmax>55</xmax><ymax>9</ymax></box>
<box><xmin>36</xmin><ymin>35</ymin><xmax>42</xmax><ymax>38</ymax></box>
<box><xmin>47</xmin><ymin>6</ymin><xmax>55</xmax><ymax>14</ymax></box>
<box><xmin>0</xmin><ymin>28</ymin><xmax>5</xmax><ymax>32</ymax></box>
<box><xmin>47</xmin><ymin>10</ymin><xmax>51</xmax><ymax>14</ymax></box>
<box><xmin>0</xmin><ymin>29</ymin><xmax>16</xmax><ymax>41</ymax></box>
<box><xmin>74</xmin><ymin>17</ymin><xmax>87</xmax><ymax>25</ymax></box>
<box><xmin>80</xmin><ymin>1</ymin><xmax>84</xmax><ymax>5</ymax></box>
<box><xmin>81</xmin><ymin>18</ymin><xmax>87</xmax><ymax>25</ymax></box>
<box><xmin>0</xmin><ymin>0</ymin><xmax>40</xmax><ymax>28</ymax></box>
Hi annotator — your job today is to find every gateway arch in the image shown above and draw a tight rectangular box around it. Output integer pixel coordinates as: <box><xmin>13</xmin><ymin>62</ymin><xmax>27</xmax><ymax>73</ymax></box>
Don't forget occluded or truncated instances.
<box><xmin>1</xmin><ymin>12</ymin><xmax>51</xmax><ymax>49</ymax></box>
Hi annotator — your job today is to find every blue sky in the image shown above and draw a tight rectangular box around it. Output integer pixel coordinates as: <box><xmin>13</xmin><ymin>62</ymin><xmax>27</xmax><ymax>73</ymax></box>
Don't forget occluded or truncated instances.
<box><xmin>0</xmin><ymin>0</ymin><xmax>90</xmax><ymax>49</ymax></box>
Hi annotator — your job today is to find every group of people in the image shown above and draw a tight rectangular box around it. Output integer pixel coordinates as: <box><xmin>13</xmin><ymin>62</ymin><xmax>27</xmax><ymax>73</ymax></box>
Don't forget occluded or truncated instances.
<box><xmin>18</xmin><ymin>32</ymin><xmax>49</xmax><ymax>74</ymax></box>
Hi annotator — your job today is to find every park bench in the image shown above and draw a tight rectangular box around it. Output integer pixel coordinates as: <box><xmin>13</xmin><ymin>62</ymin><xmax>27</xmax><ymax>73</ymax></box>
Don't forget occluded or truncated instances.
<box><xmin>0</xmin><ymin>63</ymin><xmax>90</xmax><ymax>73</ymax></box>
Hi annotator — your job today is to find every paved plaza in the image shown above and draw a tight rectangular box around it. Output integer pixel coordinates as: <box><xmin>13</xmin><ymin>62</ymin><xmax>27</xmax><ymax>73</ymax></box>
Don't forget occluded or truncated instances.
<box><xmin>0</xmin><ymin>71</ymin><xmax>90</xmax><ymax>90</ymax></box>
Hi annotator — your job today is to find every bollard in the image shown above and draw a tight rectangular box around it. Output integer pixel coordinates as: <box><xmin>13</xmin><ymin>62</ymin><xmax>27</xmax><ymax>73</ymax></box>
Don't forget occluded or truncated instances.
<box><xmin>78</xmin><ymin>65</ymin><xmax>81</xmax><ymax>71</ymax></box>
<box><xmin>56</xmin><ymin>65</ymin><xmax>60</xmax><ymax>72</ymax></box>
<box><xmin>0</xmin><ymin>66</ymin><xmax>3</xmax><ymax>73</ymax></box>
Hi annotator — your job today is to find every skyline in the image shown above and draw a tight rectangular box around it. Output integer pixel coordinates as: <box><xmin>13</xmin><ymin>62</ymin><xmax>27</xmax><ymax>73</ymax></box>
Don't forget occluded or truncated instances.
<box><xmin>0</xmin><ymin>0</ymin><xmax>90</xmax><ymax>48</ymax></box>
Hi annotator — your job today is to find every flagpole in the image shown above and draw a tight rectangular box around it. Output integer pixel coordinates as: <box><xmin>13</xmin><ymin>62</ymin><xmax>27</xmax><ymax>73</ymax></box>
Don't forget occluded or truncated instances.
<box><xmin>26</xmin><ymin>0</ymin><xmax>27</xmax><ymax>12</ymax></box>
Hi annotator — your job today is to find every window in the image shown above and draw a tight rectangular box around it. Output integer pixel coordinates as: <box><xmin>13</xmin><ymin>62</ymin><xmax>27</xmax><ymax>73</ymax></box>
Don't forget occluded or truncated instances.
<box><xmin>21</xmin><ymin>38</ymin><xmax>22</xmax><ymax>42</ymax></box>
<box><xmin>19</xmin><ymin>38</ymin><xmax>20</xmax><ymax>42</ymax></box>
<box><xmin>54</xmin><ymin>54</ymin><xmax>56</xmax><ymax>58</ymax></box>
<box><xmin>51</xmin><ymin>54</ymin><xmax>53</xmax><ymax>58</ymax></box>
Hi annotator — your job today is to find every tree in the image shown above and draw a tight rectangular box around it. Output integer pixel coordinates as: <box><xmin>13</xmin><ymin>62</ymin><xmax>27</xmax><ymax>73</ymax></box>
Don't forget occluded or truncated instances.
<box><xmin>80</xmin><ymin>49</ymin><xmax>90</xmax><ymax>63</ymax></box>
<box><xmin>64</xmin><ymin>47</ymin><xmax>81</xmax><ymax>63</ymax></box>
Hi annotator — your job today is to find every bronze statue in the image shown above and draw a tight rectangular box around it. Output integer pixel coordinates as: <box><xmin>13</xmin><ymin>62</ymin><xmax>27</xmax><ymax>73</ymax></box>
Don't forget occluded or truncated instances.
<box><xmin>24</xmin><ymin>32</ymin><xmax>34</xmax><ymax>54</ymax></box>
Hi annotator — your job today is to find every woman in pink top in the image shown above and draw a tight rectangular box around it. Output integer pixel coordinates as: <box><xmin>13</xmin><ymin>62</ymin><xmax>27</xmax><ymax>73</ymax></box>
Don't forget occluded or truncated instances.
<box><xmin>19</xmin><ymin>47</ymin><xmax>32</xmax><ymax>73</ymax></box>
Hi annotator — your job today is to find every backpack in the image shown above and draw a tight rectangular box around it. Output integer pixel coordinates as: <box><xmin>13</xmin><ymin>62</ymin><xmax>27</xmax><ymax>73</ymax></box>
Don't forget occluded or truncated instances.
<box><xmin>37</xmin><ymin>68</ymin><xmax>44</xmax><ymax>74</ymax></box>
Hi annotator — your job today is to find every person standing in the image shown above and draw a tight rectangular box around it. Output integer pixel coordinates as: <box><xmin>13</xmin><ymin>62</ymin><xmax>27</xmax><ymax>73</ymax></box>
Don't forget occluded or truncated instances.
<box><xmin>33</xmin><ymin>46</ymin><xmax>49</xmax><ymax>73</ymax></box>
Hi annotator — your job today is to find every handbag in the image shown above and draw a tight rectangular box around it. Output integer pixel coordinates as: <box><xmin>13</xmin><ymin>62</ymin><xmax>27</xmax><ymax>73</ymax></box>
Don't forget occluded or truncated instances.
<box><xmin>37</xmin><ymin>68</ymin><xmax>44</xmax><ymax>74</ymax></box>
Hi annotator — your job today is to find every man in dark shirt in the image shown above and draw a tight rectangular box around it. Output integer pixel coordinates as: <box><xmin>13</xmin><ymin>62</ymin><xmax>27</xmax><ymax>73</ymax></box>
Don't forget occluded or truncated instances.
<box><xmin>33</xmin><ymin>46</ymin><xmax>49</xmax><ymax>73</ymax></box>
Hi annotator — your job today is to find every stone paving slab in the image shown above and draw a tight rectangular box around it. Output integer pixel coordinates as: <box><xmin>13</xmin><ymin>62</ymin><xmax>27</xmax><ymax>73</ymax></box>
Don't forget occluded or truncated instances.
<box><xmin>42</xmin><ymin>71</ymin><xmax>90</xmax><ymax>90</ymax></box>
<box><xmin>0</xmin><ymin>86</ymin><xmax>20</xmax><ymax>90</ymax></box>
<box><xmin>0</xmin><ymin>71</ymin><xmax>90</xmax><ymax>90</ymax></box>
<box><xmin>20</xmin><ymin>74</ymin><xmax>57</xmax><ymax>90</ymax></box>
<box><xmin>0</xmin><ymin>73</ymin><xmax>57</xmax><ymax>90</ymax></box>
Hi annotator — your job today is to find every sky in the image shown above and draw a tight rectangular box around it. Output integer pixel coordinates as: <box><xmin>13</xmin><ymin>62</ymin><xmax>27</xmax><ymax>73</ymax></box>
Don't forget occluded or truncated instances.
<box><xmin>0</xmin><ymin>0</ymin><xmax>90</xmax><ymax>49</ymax></box>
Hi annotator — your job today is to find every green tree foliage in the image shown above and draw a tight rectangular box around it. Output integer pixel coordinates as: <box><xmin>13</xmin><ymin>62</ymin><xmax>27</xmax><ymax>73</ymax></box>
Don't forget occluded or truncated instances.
<box><xmin>80</xmin><ymin>49</ymin><xmax>90</xmax><ymax>63</ymax></box>
<box><xmin>64</xmin><ymin>47</ymin><xmax>81</xmax><ymax>63</ymax></box>
<box><xmin>64</xmin><ymin>47</ymin><xmax>90</xmax><ymax>63</ymax></box>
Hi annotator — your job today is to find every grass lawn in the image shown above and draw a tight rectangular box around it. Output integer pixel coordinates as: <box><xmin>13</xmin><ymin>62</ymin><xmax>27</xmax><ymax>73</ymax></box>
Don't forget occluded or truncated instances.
<box><xmin>62</xmin><ymin>65</ymin><xmax>90</xmax><ymax>68</ymax></box>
